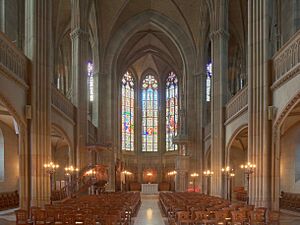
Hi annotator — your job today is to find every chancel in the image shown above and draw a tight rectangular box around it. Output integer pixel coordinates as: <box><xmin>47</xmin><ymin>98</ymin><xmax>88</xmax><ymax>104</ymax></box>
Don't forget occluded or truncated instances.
<box><xmin>0</xmin><ymin>0</ymin><xmax>300</xmax><ymax>224</ymax></box>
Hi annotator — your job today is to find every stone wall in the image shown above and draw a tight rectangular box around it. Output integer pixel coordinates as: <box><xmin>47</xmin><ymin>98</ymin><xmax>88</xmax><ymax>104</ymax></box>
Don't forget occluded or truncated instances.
<box><xmin>280</xmin><ymin>122</ymin><xmax>300</xmax><ymax>192</ymax></box>
<box><xmin>0</xmin><ymin>121</ymin><xmax>19</xmax><ymax>192</ymax></box>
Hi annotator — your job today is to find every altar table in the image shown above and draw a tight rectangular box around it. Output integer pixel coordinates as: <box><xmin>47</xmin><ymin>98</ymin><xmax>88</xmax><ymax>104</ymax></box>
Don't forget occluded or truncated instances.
<box><xmin>141</xmin><ymin>183</ymin><xmax>158</xmax><ymax>194</ymax></box>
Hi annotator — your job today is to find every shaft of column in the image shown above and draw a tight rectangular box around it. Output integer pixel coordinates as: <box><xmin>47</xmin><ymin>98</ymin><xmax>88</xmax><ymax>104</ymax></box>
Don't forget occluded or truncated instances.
<box><xmin>70</xmin><ymin>0</ymin><xmax>91</xmax><ymax>169</ymax></box>
<box><xmin>247</xmin><ymin>0</ymin><xmax>272</xmax><ymax>207</ymax></box>
<box><xmin>24</xmin><ymin>0</ymin><xmax>52</xmax><ymax>207</ymax></box>
<box><xmin>209</xmin><ymin>0</ymin><xmax>229</xmax><ymax>197</ymax></box>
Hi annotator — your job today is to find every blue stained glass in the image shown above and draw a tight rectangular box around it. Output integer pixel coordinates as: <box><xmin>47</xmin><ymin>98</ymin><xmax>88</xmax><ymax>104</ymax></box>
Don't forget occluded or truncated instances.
<box><xmin>121</xmin><ymin>72</ymin><xmax>135</xmax><ymax>151</ymax></box>
<box><xmin>166</xmin><ymin>72</ymin><xmax>178</xmax><ymax>151</ymax></box>
<box><xmin>206</xmin><ymin>62</ymin><xmax>212</xmax><ymax>102</ymax></box>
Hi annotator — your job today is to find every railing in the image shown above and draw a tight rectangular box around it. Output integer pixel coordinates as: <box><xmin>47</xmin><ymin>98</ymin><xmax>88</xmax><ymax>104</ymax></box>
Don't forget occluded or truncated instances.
<box><xmin>272</xmin><ymin>29</ymin><xmax>300</xmax><ymax>86</ymax></box>
<box><xmin>204</xmin><ymin>123</ymin><xmax>211</xmax><ymax>138</ymax></box>
<box><xmin>0</xmin><ymin>31</ymin><xmax>28</xmax><ymax>84</ymax></box>
<box><xmin>88</xmin><ymin>120</ymin><xmax>97</xmax><ymax>141</ymax></box>
<box><xmin>51</xmin><ymin>85</ymin><xmax>77</xmax><ymax>122</ymax></box>
<box><xmin>225</xmin><ymin>85</ymin><xmax>248</xmax><ymax>122</ymax></box>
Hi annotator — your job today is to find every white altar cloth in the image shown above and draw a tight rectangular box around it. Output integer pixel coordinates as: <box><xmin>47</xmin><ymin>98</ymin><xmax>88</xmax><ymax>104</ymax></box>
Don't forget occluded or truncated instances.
<box><xmin>141</xmin><ymin>183</ymin><xmax>158</xmax><ymax>194</ymax></box>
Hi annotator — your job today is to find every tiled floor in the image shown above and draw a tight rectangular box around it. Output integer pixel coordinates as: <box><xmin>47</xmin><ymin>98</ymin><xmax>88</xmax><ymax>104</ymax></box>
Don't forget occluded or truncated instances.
<box><xmin>134</xmin><ymin>194</ymin><xmax>166</xmax><ymax>225</ymax></box>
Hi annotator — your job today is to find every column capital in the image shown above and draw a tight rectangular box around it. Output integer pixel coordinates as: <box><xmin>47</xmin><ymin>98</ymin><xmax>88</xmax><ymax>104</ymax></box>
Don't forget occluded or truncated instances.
<box><xmin>209</xmin><ymin>29</ymin><xmax>230</xmax><ymax>41</ymax></box>
<box><xmin>70</xmin><ymin>28</ymin><xmax>89</xmax><ymax>41</ymax></box>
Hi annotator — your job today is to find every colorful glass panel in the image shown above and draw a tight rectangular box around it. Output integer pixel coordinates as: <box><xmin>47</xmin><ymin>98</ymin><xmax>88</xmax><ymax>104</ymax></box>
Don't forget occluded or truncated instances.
<box><xmin>142</xmin><ymin>75</ymin><xmax>158</xmax><ymax>152</ymax></box>
<box><xmin>206</xmin><ymin>62</ymin><xmax>212</xmax><ymax>102</ymax></box>
<box><xmin>121</xmin><ymin>71</ymin><xmax>135</xmax><ymax>151</ymax></box>
<box><xmin>166</xmin><ymin>72</ymin><xmax>178</xmax><ymax>151</ymax></box>
<box><xmin>87</xmin><ymin>62</ymin><xmax>94</xmax><ymax>102</ymax></box>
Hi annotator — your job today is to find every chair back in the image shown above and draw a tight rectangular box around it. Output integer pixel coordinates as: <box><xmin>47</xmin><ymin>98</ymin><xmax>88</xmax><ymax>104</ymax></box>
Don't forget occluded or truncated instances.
<box><xmin>34</xmin><ymin>209</ymin><xmax>47</xmax><ymax>224</ymax></box>
<box><xmin>176</xmin><ymin>211</ymin><xmax>190</xmax><ymax>221</ymax></box>
<box><xmin>268</xmin><ymin>210</ymin><xmax>280</xmax><ymax>223</ymax></box>
<box><xmin>15</xmin><ymin>209</ymin><xmax>28</xmax><ymax>225</ymax></box>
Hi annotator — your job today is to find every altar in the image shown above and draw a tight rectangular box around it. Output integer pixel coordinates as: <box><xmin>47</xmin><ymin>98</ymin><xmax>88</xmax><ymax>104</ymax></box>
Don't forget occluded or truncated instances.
<box><xmin>141</xmin><ymin>183</ymin><xmax>158</xmax><ymax>194</ymax></box>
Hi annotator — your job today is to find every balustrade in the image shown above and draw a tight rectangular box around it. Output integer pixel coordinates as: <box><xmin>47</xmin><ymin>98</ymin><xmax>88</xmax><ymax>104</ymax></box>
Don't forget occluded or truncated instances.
<box><xmin>273</xmin><ymin>30</ymin><xmax>300</xmax><ymax>86</ymax></box>
<box><xmin>225</xmin><ymin>86</ymin><xmax>248</xmax><ymax>122</ymax></box>
<box><xmin>88</xmin><ymin>120</ymin><xmax>97</xmax><ymax>141</ymax></box>
<box><xmin>51</xmin><ymin>85</ymin><xmax>76</xmax><ymax>122</ymax></box>
<box><xmin>0</xmin><ymin>32</ymin><xmax>28</xmax><ymax>84</ymax></box>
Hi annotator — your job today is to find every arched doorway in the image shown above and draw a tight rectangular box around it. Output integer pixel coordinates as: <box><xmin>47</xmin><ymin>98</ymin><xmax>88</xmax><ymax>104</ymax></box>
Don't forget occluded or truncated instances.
<box><xmin>279</xmin><ymin>102</ymin><xmax>300</xmax><ymax>199</ymax></box>
<box><xmin>0</xmin><ymin>100</ymin><xmax>21</xmax><ymax>208</ymax></box>
<box><xmin>227</xmin><ymin>127</ymin><xmax>248</xmax><ymax>201</ymax></box>
<box><xmin>51</xmin><ymin>126</ymin><xmax>71</xmax><ymax>190</ymax></box>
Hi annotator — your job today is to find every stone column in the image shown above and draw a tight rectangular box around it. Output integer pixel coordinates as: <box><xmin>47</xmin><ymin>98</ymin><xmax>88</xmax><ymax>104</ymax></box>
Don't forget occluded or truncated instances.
<box><xmin>24</xmin><ymin>0</ymin><xmax>52</xmax><ymax>206</ymax></box>
<box><xmin>0</xmin><ymin>0</ymin><xmax>5</xmax><ymax>32</ymax></box>
<box><xmin>208</xmin><ymin>0</ymin><xmax>229</xmax><ymax>197</ymax></box>
<box><xmin>175</xmin><ymin>153</ymin><xmax>189</xmax><ymax>192</ymax></box>
<box><xmin>18</xmin><ymin>125</ymin><xmax>29</xmax><ymax>209</ymax></box>
<box><xmin>271</xmin><ymin>128</ymin><xmax>280</xmax><ymax>210</ymax></box>
<box><xmin>70</xmin><ymin>0</ymin><xmax>90</xmax><ymax>169</ymax></box>
<box><xmin>247</xmin><ymin>0</ymin><xmax>272</xmax><ymax>207</ymax></box>
<box><xmin>194</xmin><ymin>71</ymin><xmax>205</xmax><ymax>192</ymax></box>
<box><xmin>194</xmin><ymin>5</ymin><xmax>209</xmax><ymax>193</ymax></box>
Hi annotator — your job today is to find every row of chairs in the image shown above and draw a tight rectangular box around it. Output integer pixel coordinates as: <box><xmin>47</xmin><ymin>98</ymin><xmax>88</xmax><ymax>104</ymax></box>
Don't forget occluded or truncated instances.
<box><xmin>0</xmin><ymin>190</ymin><xmax>19</xmax><ymax>211</ymax></box>
<box><xmin>280</xmin><ymin>191</ymin><xmax>300</xmax><ymax>211</ymax></box>
<box><xmin>159</xmin><ymin>192</ymin><xmax>280</xmax><ymax>225</ymax></box>
<box><xmin>15</xmin><ymin>192</ymin><xmax>141</xmax><ymax>225</ymax></box>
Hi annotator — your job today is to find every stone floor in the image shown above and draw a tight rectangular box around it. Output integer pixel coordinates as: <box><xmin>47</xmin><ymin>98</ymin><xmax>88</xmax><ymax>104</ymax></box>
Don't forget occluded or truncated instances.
<box><xmin>133</xmin><ymin>195</ymin><xmax>167</xmax><ymax>225</ymax></box>
<box><xmin>1</xmin><ymin>196</ymin><xmax>300</xmax><ymax>225</ymax></box>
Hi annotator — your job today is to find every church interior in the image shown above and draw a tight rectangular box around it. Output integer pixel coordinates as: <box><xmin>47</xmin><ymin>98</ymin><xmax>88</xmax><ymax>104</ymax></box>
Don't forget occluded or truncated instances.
<box><xmin>0</xmin><ymin>0</ymin><xmax>300</xmax><ymax>224</ymax></box>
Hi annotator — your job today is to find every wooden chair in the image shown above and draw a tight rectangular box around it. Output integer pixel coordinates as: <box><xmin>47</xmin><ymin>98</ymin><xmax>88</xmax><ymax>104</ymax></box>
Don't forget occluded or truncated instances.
<box><xmin>193</xmin><ymin>211</ymin><xmax>213</xmax><ymax>225</ymax></box>
<box><xmin>213</xmin><ymin>210</ymin><xmax>230</xmax><ymax>225</ymax></box>
<box><xmin>176</xmin><ymin>211</ymin><xmax>193</xmax><ymax>225</ymax></box>
<box><xmin>63</xmin><ymin>214</ymin><xmax>76</xmax><ymax>225</ymax></box>
<box><xmin>33</xmin><ymin>209</ymin><xmax>47</xmax><ymax>225</ymax></box>
<box><xmin>231</xmin><ymin>210</ymin><xmax>247</xmax><ymax>225</ymax></box>
<box><xmin>83</xmin><ymin>216</ymin><xmax>96</xmax><ymax>225</ymax></box>
<box><xmin>15</xmin><ymin>209</ymin><xmax>31</xmax><ymax>225</ymax></box>
<box><xmin>249</xmin><ymin>211</ymin><xmax>266</xmax><ymax>225</ymax></box>
<box><xmin>30</xmin><ymin>206</ymin><xmax>41</xmax><ymax>221</ymax></box>
<box><xmin>45</xmin><ymin>208</ymin><xmax>56</xmax><ymax>224</ymax></box>
<box><xmin>266</xmin><ymin>211</ymin><xmax>280</xmax><ymax>225</ymax></box>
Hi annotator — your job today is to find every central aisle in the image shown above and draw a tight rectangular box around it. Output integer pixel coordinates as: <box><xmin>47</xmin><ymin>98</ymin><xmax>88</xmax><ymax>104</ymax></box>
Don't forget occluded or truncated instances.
<box><xmin>134</xmin><ymin>194</ymin><xmax>166</xmax><ymax>225</ymax></box>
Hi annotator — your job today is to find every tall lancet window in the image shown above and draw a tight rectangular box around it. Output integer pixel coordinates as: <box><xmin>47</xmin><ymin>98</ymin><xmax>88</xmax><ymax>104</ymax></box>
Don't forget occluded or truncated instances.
<box><xmin>206</xmin><ymin>62</ymin><xmax>212</xmax><ymax>102</ymax></box>
<box><xmin>121</xmin><ymin>71</ymin><xmax>135</xmax><ymax>151</ymax></box>
<box><xmin>166</xmin><ymin>72</ymin><xmax>178</xmax><ymax>151</ymax></box>
<box><xmin>87</xmin><ymin>62</ymin><xmax>94</xmax><ymax>102</ymax></box>
<box><xmin>142</xmin><ymin>75</ymin><xmax>158</xmax><ymax>152</ymax></box>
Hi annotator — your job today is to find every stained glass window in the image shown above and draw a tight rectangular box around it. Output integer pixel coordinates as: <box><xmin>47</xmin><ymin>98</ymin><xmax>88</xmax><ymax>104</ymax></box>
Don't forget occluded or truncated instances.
<box><xmin>142</xmin><ymin>75</ymin><xmax>158</xmax><ymax>152</ymax></box>
<box><xmin>206</xmin><ymin>62</ymin><xmax>212</xmax><ymax>102</ymax></box>
<box><xmin>166</xmin><ymin>72</ymin><xmax>178</xmax><ymax>151</ymax></box>
<box><xmin>87</xmin><ymin>62</ymin><xmax>94</xmax><ymax>102</ymax></box>
<box><xmin>121</xmin><ymin>71</ymin><xmax>135</xmax><ymax>151</ymax></box>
